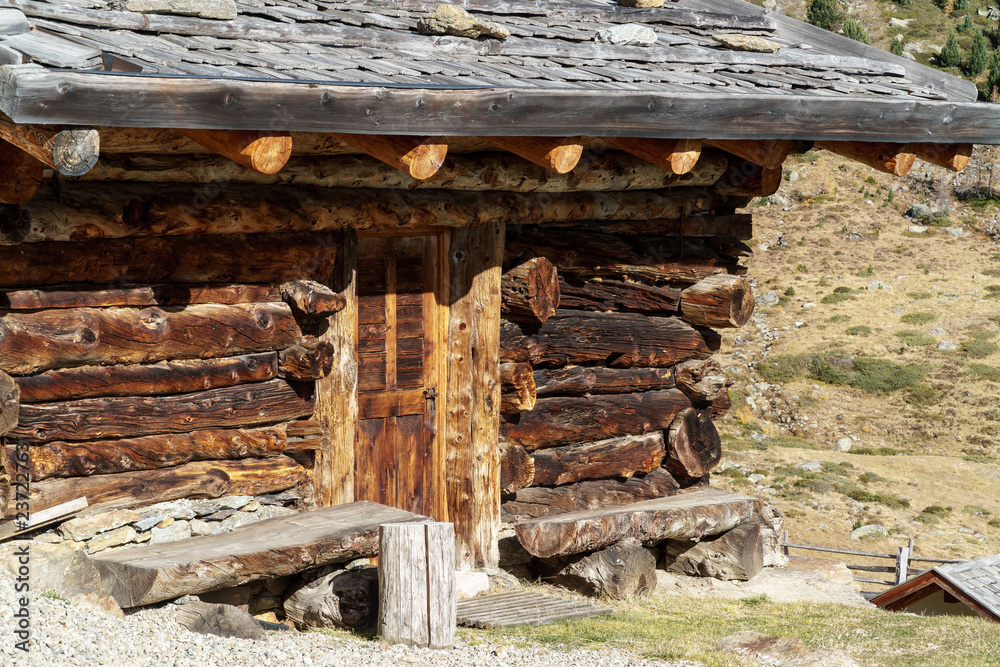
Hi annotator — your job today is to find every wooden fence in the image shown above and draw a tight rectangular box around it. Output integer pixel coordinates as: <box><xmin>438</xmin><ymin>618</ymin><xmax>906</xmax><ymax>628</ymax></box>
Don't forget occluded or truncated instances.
<box><xmin>781</xmin><ymin>531</ymin><xmax>964</xmax><ymax>599</ymax></box>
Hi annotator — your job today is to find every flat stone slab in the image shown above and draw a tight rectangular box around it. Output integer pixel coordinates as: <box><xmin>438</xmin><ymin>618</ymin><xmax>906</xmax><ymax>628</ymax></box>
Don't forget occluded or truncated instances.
<box><xmin>514</xmin><ymin>487</ymin><xmax>761</xmax><ymax>559</ymax></box>
<box><xmin>456</xmin><ymin>591</ymin><xmax>611</xmax><ymax>628</ymax></box>
<box><xmin>91</xmin><ymin>501</ymin><xmax>429</xmax><ymax>608</ymax></box>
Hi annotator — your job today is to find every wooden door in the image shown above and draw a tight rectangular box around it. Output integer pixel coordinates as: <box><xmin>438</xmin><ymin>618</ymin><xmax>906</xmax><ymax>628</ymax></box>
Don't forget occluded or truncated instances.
<box><xmin>355</xmin><ymin>234</ymin><xmax>446</xmax><ymax>520</ymax></box>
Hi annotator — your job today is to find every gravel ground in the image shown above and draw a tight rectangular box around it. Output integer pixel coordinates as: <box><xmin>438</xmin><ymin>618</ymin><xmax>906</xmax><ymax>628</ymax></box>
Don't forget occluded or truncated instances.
<box><xmin>0</xmin><ymin>569</ymin><xmax>697</xmax><ymax>667</ymax></box>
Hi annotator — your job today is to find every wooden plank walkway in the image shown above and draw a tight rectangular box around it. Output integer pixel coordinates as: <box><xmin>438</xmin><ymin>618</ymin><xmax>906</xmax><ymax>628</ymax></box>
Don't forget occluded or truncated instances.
<box><xmin>91</xmin><ymin>500</ymin><xmax>429</xmax><ymax>608</ymax></box>
<box><xmin>457</xmin><ymin>591</ymin><xmax>612</xmax><ymax>629</ymax></box>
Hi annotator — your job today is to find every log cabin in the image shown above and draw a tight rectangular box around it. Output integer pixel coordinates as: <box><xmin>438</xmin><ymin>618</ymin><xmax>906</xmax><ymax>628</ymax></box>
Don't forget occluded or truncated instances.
<box><xmin>0</xmin><ymin>0</ymin><xmax>993</xmax><ymax>574</ymax></box>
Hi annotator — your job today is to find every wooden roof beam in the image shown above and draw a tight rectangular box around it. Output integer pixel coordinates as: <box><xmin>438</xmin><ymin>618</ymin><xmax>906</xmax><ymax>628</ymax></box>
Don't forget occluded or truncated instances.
<box><xmin>0</xmin><ymin>140</ymin><xmax>44</xmax><ymax>204</ymax></box>
<box><xmin>178</xmin><ymin>129</ymin><xmax>292</xmax><ymax>175</ymax></box>
<box><xmin>704</xmin><ymin>139</ymin><xmax>793</xmax><ymax>170</ymax></box>
<box><xmin>485</xmin><ymin>136</ymin><xmax>583</xmax><ymax>174</ymax></box>
<box><xmin>333</xmin><ymin>134</ymin><xmax>447</xmax><ymax>180</ymax></box>
<box><xmin>911</xmin><ymin>143</ymin><xmax>973</xmax><ymax>172</ymax></box>
<box><xmin>0</xmin><ymin>118</ymin><xmax>99</xmax><ymax>177</ymax></box>
<box><xmin>603</xmin><ymin>137</ymin><xmax>702</xmax><ymax>175</ymax></box>
<box><xmin>815</xmin><ymin>141</ymin><xmax>915</xmax><ymax>176</ymax></box>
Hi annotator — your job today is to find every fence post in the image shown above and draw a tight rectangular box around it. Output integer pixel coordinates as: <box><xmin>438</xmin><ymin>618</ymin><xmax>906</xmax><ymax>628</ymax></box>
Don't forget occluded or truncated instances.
<box><xmin>782</xmin><ymin>529</ymin><xmax>788</xmax><ymax>557</ymax></box>
<box><xmin>895</xmin><ymin>545</ymin><xmax>910</xmax><ymax>586</ymax></box>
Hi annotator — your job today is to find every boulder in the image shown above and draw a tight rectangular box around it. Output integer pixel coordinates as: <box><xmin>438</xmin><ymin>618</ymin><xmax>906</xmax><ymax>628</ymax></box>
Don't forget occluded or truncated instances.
<box><xmin>417</xmin><ymin>5</ymin><xmax>509</xmax><ymax>39</ymax></box>
<box><xmin>0</xmin><ymin>542</ymin><xmax>122</xmax><ymax>617</ymax></box>
<box><xmin>595</xmin><ymin>24</ymin><xmax>657</xmax><ymax>47</ymax></box>
<box><xmin>849</xmin><ymin>524</ymin><xmax>887</xmax><ymax>540</ymax></box>
<box><xmin>87</xmin><ymin>526</ymin><xmax>137</xmax><ymax>554</ymax></box>
<box><xmin>59</xmin><ymin>510</ymin><xmax>140</xmax><ymax>541</ymax></box>
<box><xmin>717</xmin><ymin>630</ymin><xmax>810</xmax><ymax>663</ymax></box>
<box><xmin>712</xmin><ymin>34</ymin><xmax>781</xmax><ymax>53</ymax></box>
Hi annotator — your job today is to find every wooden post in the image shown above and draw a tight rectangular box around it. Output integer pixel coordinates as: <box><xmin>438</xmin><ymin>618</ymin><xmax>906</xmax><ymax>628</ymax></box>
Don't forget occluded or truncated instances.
<box><xmin>314</xmin><ymin>229</ymin><xmax>357</xmax><ymax>507</ymax></box>
<box><xmin>378</xmin><ymin>522</ymin><xmax>456</xmax><ymax>648</ymax></box>
<box><xmin>895</xmin><ymin>545</ymin><xmax>910</xmax><ymax>585</ymax></box>
<box><xmin>783</xmin><ymin>529</ymin><xmax>789</xmax><ymax>558</ymax></box>
<box><xmin>446</xmin><ymin>222</ymin><xmax>504</xmax><ymax>569</ymax></box>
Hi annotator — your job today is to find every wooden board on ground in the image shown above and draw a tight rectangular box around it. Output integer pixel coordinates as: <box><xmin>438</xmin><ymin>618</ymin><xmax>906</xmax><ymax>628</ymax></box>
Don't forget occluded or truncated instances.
<box><xmin>90</xmin><ymin>501</ymin><xmax>430</xmax><ymax>608</ymax></box>
<box><xmin>456</xmin><ymin>591</ymin><xmax>612</xmax><ymax>629</ymax></box>
<box><xmin>514</xmin><ymin>487</ymin><xmax>761</xmax><ymax>559</ymax></box>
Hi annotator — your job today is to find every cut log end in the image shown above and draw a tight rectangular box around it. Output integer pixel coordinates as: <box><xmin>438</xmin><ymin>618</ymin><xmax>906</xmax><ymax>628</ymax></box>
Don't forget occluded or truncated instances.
<box><xmin>403</xmin><ymin>142</ymin><xmax>448</xmax><ymax>180</ymax></box>
<box><xmin>487</xmin><ymin>136</ymin><xmax>583</xmax><ymax>174</ymax></box>
<box><xmin>665</xmin><ymin>408</ymin><xmax>722</xmax><ymax>482</ymax></box>
<box><xmin>245</xmin><ymin>133</ymin><xmax>294</xmax><ymax>175</ymax></box>
<box><xmin>913</xmin><ymin>143</ymin><xmax>973</xmax><ymax>173</ymax></box>
<box><xmin>51</xmin><ymin>127</ymin><xmax>101</xmax><ymax>177</ymax></box>
<box><xmin>680</xmin><ymin>274</ymin><xmax>755</xmax><ymax>329</ymax></box>
<box><xmin>501</xmin><ymin>257</ymin><xmax>560</xmax><ymax>324</ymax></box>
<box><xmin>670</xmin><ymin>139</ymin><xmax>703</xmax><ymax>174</ymax></box>
<box><xmin>499</xmin><ymin>441</ymin><xmax>535</xmax><ymax>494</ymax></box>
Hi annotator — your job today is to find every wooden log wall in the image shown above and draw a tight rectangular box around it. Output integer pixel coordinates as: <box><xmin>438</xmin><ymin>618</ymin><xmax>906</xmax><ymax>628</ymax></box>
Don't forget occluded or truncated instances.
<box><xmin>498</xmin><ymin>196</ymin><xmax>749</xmax><ymax>524</ymax></box>
<box><xmin>0</xmin><ymin>231</ymin><xmax>340</xmax><ymax>518</ymax></box>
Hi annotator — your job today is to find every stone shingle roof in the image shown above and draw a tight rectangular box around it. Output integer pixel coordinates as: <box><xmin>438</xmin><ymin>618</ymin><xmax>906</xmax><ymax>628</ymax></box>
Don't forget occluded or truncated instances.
<box><xmin>935</xmin><ymin>555</ymin><xmax>1000</xmax><ymax>620</ymax></box>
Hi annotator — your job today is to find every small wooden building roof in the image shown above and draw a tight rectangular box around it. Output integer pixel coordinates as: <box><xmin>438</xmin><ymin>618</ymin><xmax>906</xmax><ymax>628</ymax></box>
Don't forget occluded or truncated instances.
<box><xmin>0</xmin><ymin>0</ymin><xmax>994</xmax><ymax>141</ymax></box>
<box><xmin>872</xmin><ymin>555</ymin><xmax>1000</xmax><ymax>623</ymax></box>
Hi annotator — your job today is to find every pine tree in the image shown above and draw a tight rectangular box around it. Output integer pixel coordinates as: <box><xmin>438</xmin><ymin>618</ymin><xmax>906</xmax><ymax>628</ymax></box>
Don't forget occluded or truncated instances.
<box><xmin>890</xmin><ymin>35</ymin><xmax>905</xmax><ymax>57</ymax></box>
<box><xmin>968</xmin><ymin>30</ymin><xmax>989</xmax><ymax>76</ymax></box>
<box><xmin>806</xmin><ymin>0</ymin><xmax>840</xmax><ymax>31</ymax></box>
<box><xmin>940</xmin><ymin>32</ymin><xmax>962</xmax><ymax>68</ymax></box>
<box><xmin>957</xmin><ymin>13</ymin><xmax>972</xmax><ymax>33</ymax></box>
<box><xmin>842</xmin><ymin>20</ymin><xmax>871</xmax><ymax>45</ymax></box>
<box><xmin>987</xmin><ymin>47</ymin><xmax>1000</xmax><ymax>99</ymax></box>
<box><xmin>955</xmin><ymin>0</ymin><xmax>969</xmax><ymax>9</ymax></box>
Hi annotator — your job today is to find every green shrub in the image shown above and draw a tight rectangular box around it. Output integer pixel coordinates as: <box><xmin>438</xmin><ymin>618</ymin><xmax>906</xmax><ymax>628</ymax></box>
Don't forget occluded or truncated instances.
<box><xmin>905</xmin><ymin>384</ymin><xmax>939</xmax><ymax>407</ymax></box>
<box><xmin>964</xmin><ymin>454</ymin><xmax>998</xmax><ymax>464</ymax></box>
<box><xmin>858</xmin><ymin>472</ymin><xmax>888</xmax><ymax>484</ymax></box>
<box><xmin>989</xmin><ymin>518</ymin><xmax>1000</xmax><ymax>528</ymax></box>
<box><xmin>896</xmin><ymin>330</ymin><xmax>936</xmax><ymax>346</ymax></box>
<box><xmin>968</xmin><ymin>31</ymin><xmax>989</xmax><ymax>76</ymax></box>
<box><xmin>822</xmin><ymin>292</ymin><xmax>853</xmax><ymax>304</ymax></box>
<box><xmin>757</xmin><ymin>355</ymin><xmax>811</xmax><ymax>383</ymax></box>
<box><xmin>765</xmin><ymin>435</ymin><xmax>820</xmax><ymax>450</ymax></box>
<box><xmin>923</xmin><ymin>505</ymin><xmax>953</xmax><ymax>516</ymax></box>
<box><xmin>907</xmin><ymin>292</ymin><xmax>932</xmax><ymax>300</ymax></box>
<box><xmin>852</xmin><ymin>447</ymin><xmax>910</xmax><ymax>456</ymax></box>
<box><xmin>841</xmin><ymin>486</ymin><xmax>910</xmax><ymax>509</ymax></box>
<box><xmin>957</xmin><ymin>13</ymin><xmax>973</xmax><ymax>33</ymax></box>
<box><xmin>847</xmin><ymin>325</ymin><xmax>872</xmax><ymax>336</ymax></box>
<box><xmin>796</xmin><ymin>263</ymin><xmax>809</xmax><ymax>273</ymax></box>
<box><xmin>757</xmin><ymin>354</ymin><xmax>927</xmax><ymax>394</ymax></box>
<box><xmin>785</xmin><ymin>286</ymin><xmax>796</xmax><ymax>296</ymax></box>
<box><xmin>967</xmin><ymin>364</ymin><xmax>1000</xmax><ymax>381</ymax></box>
<box><xmin>806</xmin><ymin>0</ymin><xmax>840</xmax><ymax>30</ymax></box>
<box><xmin>842</xmin><ymin>20</ymin><xmax>870</xmax><ymax>45</ymax></box>
<box><xmin>955</xmin><ymin>0</ymin><xmax>969</xmax><ymax>10</ymax></box>
<box><xmin>828</xmin><ymin>315</ymin><xmax>850</xmax><ymax>323</ymax></box>
<box><xmin>961</xmin><ymin>340</ymin><xmax>999</xmax><ymax>358</ymax></box>
<box><xmin>987</xmin><ymin>46</ymin><xmax>1000</xmax><ymax>97</ymax></box>
<box><xmin>901</xmin><ymin>312</ymin><xmax>936</xmax><ymax>325</ymax></box>
<box><xmin>964</xmin><ymin>505</ymin><xmax>991</xmax><ymax>515</ymax></box>
<box><xmin>940</xmin><ymin>33</ymin><xmax>962</xmax><ymax>69</ymax></box>
<box><xmin>795</xmin><ymin>478</ymin><xmax>835</xmax><ymax>493</ymax></box>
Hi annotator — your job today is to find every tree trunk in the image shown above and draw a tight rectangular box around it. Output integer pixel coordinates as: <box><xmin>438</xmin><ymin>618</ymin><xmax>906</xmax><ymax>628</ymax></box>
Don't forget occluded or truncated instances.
<box><xmin>0</xmin><ymin>232</ymin><xmax>339</xmax><ymax>288</ymax></box>
<box><xmin>14</xmin><ymin>353</ymin><xmax>277</xmax><ymax>403</ymax></box>
<box><xmin>278</xmin><ymin>337</ymin><xmax>335</xmax><ymax>381</ymax></box>
<box><xmin>0</xmin><ymin>303</ymin><xmax>300</xmax><ymax>376</ymax></box>
<box><xmin>500</xmin><ymin>389</ymin><xmax>692</xmax><ymax>451</ymax></box>
<box><xmin>538</xmin><ymin>540</ymin><xmax>657</xmax><ymax>599</ymax></box>
<box><xmin>12</xmin><ymin>425</ymin><xmax>287</xmax><ymax>481</ymax></box>
<box><xmin>665</xmin><ymin>408</ymin><xmax>722</xmax><ymax>482</ymax></box>
<box><xmin>513</xmin><ymin>487</ymin><xmax>762</xmax><ymax>559</ymax></box>
<box><xmin>501</xmin><ymin>468</ymin><xmax>679</xmax><ymax>521</ymax></box>
<box><xmin>529</xmin><ymin>432</ymin><xmax>666</xmax><ymax>487</ymax></box>
<box><xmin>283</xmin><ymin>567</ymin><xmax>378</xmax><ymax>630</ymax></box>
<box><xmin>663</xmin><ymin>522</ymin><xmax>764</xmax><ymax>581</ymax></box>
<box><xmin>500</xmin><ymin>362</ymin><xmax>536</xmax><ymax>414</ymax></box>
<box><xmin>501</xmin><ymin>257</ymin><xmax>560</xmax><ymax>324</ymax></box>
<box><xmin>679</xmin><ymin>274</ymin><xmax>755</xmax><ymax>328</ymax></box>
<box><xmin>500</xmin><ymin>312</ymin><xmax>718</xmax><ymax>368</ymax></box>
<box><xmin>19</xmin><ymin>456</ymin><xmax>309</xmax><ymax>517</ymax></box>
<box><xmin>673</xmin><ymin>359</ymin><xmax>727</xmax><ymax>405</ymax></box>
<box><xmin>558</xmin><ymin>277</ymin><xmax>682</xmax><ymax>313</ymax></box>
<box><xmin>499</xmin><ymin>442</ymin><xmax>535</xmax><ymax>495</ymax></box>
<box><xmin>12</xmin><ymin>379</ymin><xmax>314</xmax><ymax>443</ymax></box>
<box><xmin>0</xmin><ymin>283</ymin><xmax>280</xmax><ymax>310</ymax></box>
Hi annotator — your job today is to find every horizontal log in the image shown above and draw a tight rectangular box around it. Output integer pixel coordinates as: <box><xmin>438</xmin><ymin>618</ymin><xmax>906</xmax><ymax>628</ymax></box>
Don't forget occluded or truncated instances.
<box><xmin>911</xmin><ymin>142</ymin><xmax>972</xmax><ymax>172</ymax></box>
<box><xmin>486</xmin><ymin>136</ymin><xmax>583</xmax><ymax>174</ymax></box>
<box><xmin>705</xmin><ymin>139</ymin><xmax>794</xmax><ymax>170</ymax></box>
<box><xmin>0</xmin><ymin>232</ymin><xmax>339</xmax><ymax>288</ymax></box>
<box><xmin>278</xmin><ymin>337</ymin><xmax>335</xmax><ymax>381</ymax></box>
<box><xmin>14</xmin><ymin>353</ymin><xmax>278</xmax><ymax>403</ymax></box>
<box><xmin>500</xmin><ymin>311</ymin><xmax>718</xmax><ymax>368</ymax></box>
<box><xmin>334</xmin><ymin>133</ymin><xmax>447</xmax><ymax>179</ymax></box>
<box><xmin>11</xmin><ymin>378</ymin><xmax>314</xmax><ymax>443</ymax></box>
<box><xmin>80</xmin><ymin>149</ymin><xmax>729</xmax><ymax>192</ymax></box>
<box><xmin>673</xmin><ymin>359</ymin><xmax>727</xmax><ymax>405</ymax></box>
<box><xmin>534</xmin><ymin>367</ymin><xmax>676</xmax><ymax>397</ymax></box>
<box><xmin>284</xmin><ymin>419</ymin><xmax>328</xmax><ymax>454</ymax></box>
<box><xmin>500</xmin><ymin>362</ymin><xmax>536</xmax><ymax>414</ymax></box>
<box><xmin>279</xmin><ymin>280</ymin><xmax>346</xmax><ymax>317</ymax></box>
<box><xmin>17</xmin><ymin>456</ymin><xmax>308</xmax><ymax>517</ymax></box>
<box><xmin>178</xmin><ymin>129</ymin><xmax>292</xmax><ymax>175</ymax></box>
<box><xmin>11</xmin><ymin>425</ymin><xmax>287</xmax><ymax>481</ymax></box>
<box><xmin>0</xmin><ymin>283</ymin><xmax>280</xmax><ymax>309</ymax></box>
<box><xmin>558</xmin><ymin>277</ymin><xmax>682</xmax><ymax>314</ymax></box>
<box><xmin>501</xmin><ymin>257</ymin><xmax>560</xmax><ymax>324</ymax></box>
<box><xmin>712</xmin><ymin>158</ymin><xmax>781</xmax><ymax>198</ymax></box>
<box><xmin>501</xmin><ymin>468</ymin><xmax>679</xmax><ymax>521</ymax></box>
<box><xmin>499</xmin><ymin>441</ymin><xmax>535</xmax><ymax>495</ymax></box>
<box><xmin>529</xmin><ymin>432</ymin><xmax>666</xmax><ymax>487</ymax></box>
<box><xmin>500</xmin><ymin>389</ymin><xmax>692</xmax><ymax>451</ymax></box>
<box><xmin>680</xmin><ymin>274</ymin><xmax>755</xmax><ymax>328</ymax></box>
<box><xmin>0</xmin><ymin>302</ymin><xmax>300</xmax><ymax>375</ymax></box>
<box><xmin>604</xmin><ymin>137</ymin><xmax>703</xmax><ymax>175</ymax></box>
<box><xmin>815</xmin><ymin>141</ymin><xmax>915</xmax><ymax>176</ymax></box>
<box><xmin>0</xmin><ymin>139</ymin><xmax>43</xmax><ymax>204</ymax></box>
<box><xmin>0</xmin><ymin>118</ymin><xmax>99</xmax><ymax>177</ymax></box>
<box><xmin>514</xmin><ymin>487</ymin><xmax>762</xmax><ymax>559</ymax></box>
<box><xmin>0</xmin><ymin>183</ymin><xmax>723</xmax><ymax>243</ymax></box>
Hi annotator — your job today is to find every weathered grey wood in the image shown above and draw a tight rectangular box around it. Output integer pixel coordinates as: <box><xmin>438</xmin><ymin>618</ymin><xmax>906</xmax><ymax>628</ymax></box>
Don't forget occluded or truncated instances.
<box><xmin>175</xmin><ymin>600</ymin><xmax>265</xmax><ymax>640</ymax></box>
<box><xmin>90</xmin><ymin>501</ymin><xmax>430</xmax><ymax>608</ymax></box>
<box><xmin>378</xmin><ymin>522</ymin><xmax>456</xmax><ymax>649</ymax></box>
<box><xmin>0</xmin><ymin>371</ymin><xmax>18</xmax><ymax>436</ymax></box>
<box><xmin>12</xmin><ymin>379</ymin><xmax>313</xmax><ymax>443</ymax></box>
<box><xmin>673</xmin><ymin>359</ymin><xmax>727</xmax><ymax>405</ymax></box>
<box><xmin>456</xmin><ymin>591</ymin><xmax>612</xmax><ymax>628</ymax></box>
<box><xmin>283</xmin><ymin>568</ymin><xmax>377</xmax><ymax>630</ymax></box>
<box><xmin>514</xmin><ymin>487</ymin><xmax>762</xmax><ymax>558</ymax></box>
<box><xmin>529</xmin><ymin>432</ymin><xmax>665</xmax><ymax>487</ymax></box>
<box><xmin>502</xmin><ymin>468</ymin><xmax>680</xmax><ymax>521</ymax></box>
<box><xmin>0</xmin><ymin>497</ymin><xmax>87</xmax><ymax>542</ymax></box>
<box><xmin>533</xmin><ymin>367</ymin><xmax>676</xmax><ymax>397</ymax></box>
<box><xmin>6</xmin><ymin>67</ymin><xmax>989</xmax><ymax>143</ymax></box>
<box><xmin>539</xmin><ymin>540</ymin><xmax>657</xmax><ymax>599</ymax></box>
<box><xmin>279</xmin><ymin>280</ymin><xmax>346</xmax><ymax>316</ymax></box>
<box><xmin>663</xmin><ymin>522</ymin><xmax>764</xmax><ymax>581</ymax></box>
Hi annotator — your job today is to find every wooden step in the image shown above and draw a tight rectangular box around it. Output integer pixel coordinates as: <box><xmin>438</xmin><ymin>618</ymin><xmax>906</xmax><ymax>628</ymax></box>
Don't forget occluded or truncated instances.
<box><xmin>90</xmin><ymin>501</ymin><xmax>430</xmax><ymax>608</ymax></box>
<box><xmin>456</xmin><ymin>591</ymin><xmax>612</xmax><ymax>628</ymax></box>
<box><xmin>514</xmin><ymin>487</ymin><xmax>761</xmax><ymax>559</ymax></box>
